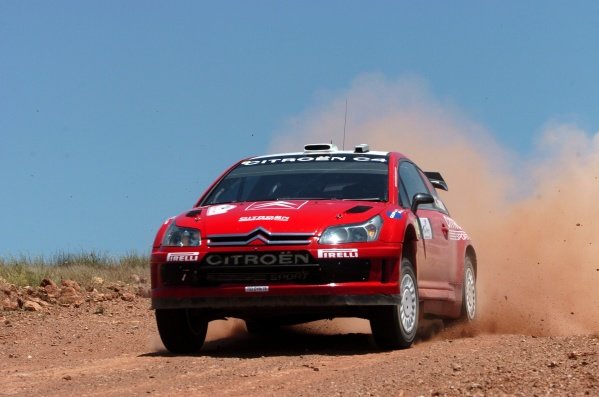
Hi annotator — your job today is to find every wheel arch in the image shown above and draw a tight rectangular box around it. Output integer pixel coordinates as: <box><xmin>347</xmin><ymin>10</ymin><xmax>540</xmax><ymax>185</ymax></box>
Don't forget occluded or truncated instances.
<box><xmin>401</xmin><ymin>224</ymin><xmax>418</xmax><ymax>275</ymax></box>
<box><xmin>465</xmin><ymin>244</ymin><xmax>477</xmax><ymax>278</ymax></box>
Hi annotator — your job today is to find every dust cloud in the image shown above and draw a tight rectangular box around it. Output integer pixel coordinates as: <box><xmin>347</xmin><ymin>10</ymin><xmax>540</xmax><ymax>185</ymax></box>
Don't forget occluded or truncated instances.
<box><xmin>270</xmin><ymin>74</ymin><xmax>599</xmax><ymax>336</ymax></box>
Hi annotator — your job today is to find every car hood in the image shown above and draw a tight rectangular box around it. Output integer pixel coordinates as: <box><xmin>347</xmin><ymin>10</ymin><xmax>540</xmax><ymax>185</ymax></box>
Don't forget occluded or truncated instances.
<box><xmin>175</xmin><ymin>200</ymin><xmax>385</xmax><ymax>235</ymax></box>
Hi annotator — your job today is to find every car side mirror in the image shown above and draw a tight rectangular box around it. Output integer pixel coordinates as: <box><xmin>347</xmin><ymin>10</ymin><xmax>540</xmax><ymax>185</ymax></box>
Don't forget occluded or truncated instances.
<box><xmin>411</xmin><ymin>193</ymin><xmax>435</xmax><ymax>214</ymax></box>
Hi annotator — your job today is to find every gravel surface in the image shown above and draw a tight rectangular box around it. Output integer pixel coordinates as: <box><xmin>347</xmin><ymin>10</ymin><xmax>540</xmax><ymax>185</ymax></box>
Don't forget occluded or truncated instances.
<box><xmin>1</xmin><ymin>289</ymin><xmax>597</xmax><ymax>397</ymax></box>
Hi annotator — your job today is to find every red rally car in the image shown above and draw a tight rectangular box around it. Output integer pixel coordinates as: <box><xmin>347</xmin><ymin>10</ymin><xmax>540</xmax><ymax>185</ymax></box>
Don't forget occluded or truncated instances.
<box><xmin>151</xmin><ymin>143</ymin><xmax>477</xmax><ymax>353</ymax></box>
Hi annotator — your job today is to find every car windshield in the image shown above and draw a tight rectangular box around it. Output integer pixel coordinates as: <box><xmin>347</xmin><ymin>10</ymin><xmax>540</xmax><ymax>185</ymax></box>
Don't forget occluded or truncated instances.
<box><xmin>201</xmin><ymin>154</ymin><xmax>389</xmax><ymax>205</ymax></box>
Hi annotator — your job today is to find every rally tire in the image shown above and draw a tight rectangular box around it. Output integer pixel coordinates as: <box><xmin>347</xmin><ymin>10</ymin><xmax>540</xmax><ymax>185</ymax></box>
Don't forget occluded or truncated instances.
<box><xmin>156</xmin><ymin>309</ymin><xmax>208</xmax><ymax>354</ymax></box>
<box><xmin>461</xmin><ymin>256</ymin><xmax>477</xmax><ymax>321</ymax></box>
<box><xmin>370</xmin><ymin>258</ymin><xmax>419</xmax><ymax>350</ymax></box>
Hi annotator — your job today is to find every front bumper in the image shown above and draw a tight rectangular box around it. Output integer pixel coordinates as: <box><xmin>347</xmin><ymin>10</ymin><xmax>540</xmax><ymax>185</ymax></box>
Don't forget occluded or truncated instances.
<box><xmin>152</xmin><ymin>280</ymin><xmax>401</xmax><ymax>313</ymax></box>
<box><xmin>152</xmin><ymin>292</ymin><xmax>401</xmax><ymax>310</ymax></box>
<box><xmin>151</xmin><ymin>244</ymin><xmax>402</xmax><ymax>312</ymax></box>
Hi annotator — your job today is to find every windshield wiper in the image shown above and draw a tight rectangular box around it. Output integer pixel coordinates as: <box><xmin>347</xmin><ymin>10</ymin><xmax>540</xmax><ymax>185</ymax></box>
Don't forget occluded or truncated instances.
<box><xmin>342</xmin><ymin>197</ymin><xmax>385</xmax><ymax>202</ymax></box>
<box><xmin>274</xmin><ymin>197</ymin><xmax>328</xmax><ymax>200</ymax></box>
<box><xmin>203</xmin><ymin>200</ymin><xmax>241</xmax><ymax>206</ymax></box>
<box><xmin>274</xmin><ymin>197</ymin><xmax>385</xmax><ymax>202</ymax></box>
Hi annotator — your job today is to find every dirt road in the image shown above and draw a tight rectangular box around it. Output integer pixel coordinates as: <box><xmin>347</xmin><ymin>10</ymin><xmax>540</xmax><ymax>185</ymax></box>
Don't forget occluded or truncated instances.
<box><xmin>1</xmin><ymin>294</ymin><xmax>597</xmax><ymax>397</ymax></box>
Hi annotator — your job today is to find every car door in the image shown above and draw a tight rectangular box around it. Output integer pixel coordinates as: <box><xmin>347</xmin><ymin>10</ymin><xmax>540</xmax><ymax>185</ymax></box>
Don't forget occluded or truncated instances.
<box><xmin>398</xmin><ymin>162</ymin><xmax>454</xmax><ymax>290</ymax></box>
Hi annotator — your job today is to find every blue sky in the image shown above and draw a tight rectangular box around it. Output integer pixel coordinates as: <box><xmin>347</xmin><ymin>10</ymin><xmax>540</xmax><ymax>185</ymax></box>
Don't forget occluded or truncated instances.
<box><xmin>1</xmin><ymin>1</ymin><xmax>598</xmax><ymax>258</ymax></box>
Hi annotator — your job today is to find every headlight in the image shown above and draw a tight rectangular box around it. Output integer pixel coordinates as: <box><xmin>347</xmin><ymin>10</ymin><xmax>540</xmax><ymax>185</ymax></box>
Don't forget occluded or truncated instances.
<box><xmin>162</xmin><ymin>223</ymin><xmax>201</xmax><ymax>247</ymax></box>
<box><xmin>320</xmin><ymin>215</ymin><xmax>383</xmax><ymax>244</ymax></box>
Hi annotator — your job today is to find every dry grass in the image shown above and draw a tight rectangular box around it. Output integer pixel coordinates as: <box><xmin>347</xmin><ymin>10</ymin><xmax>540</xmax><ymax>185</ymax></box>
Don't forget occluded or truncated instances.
<box><xmin>0</xmin><ymin>251</ymin><xmax>149</xmax><ymax>288</ymax></box>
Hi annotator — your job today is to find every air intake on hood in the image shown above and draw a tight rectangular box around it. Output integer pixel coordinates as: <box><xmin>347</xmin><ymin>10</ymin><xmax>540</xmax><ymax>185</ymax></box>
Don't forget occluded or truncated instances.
<box><xmin>345</xmin><ymin>205</ymin><xmax>372</xmax><ymax>214</ymax></box>
<box><xmin>185</xmin><ymin>209</ymin><xmax>202</xmax><ymax>217</ymax></box>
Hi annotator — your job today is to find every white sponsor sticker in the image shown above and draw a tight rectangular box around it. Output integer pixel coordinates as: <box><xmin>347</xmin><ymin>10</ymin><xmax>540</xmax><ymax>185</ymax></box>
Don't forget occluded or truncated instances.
<box><xmin>245</xmin><ymin>201</ymin><xmax>308</xmax><ymax>211</ymax></box>
<box><xmin>245</xmin><ymin>286</ymin><xmax>269</xmax><ymax>293</ymax></box>
<box><xmin>441</xmin><ymin>215</ymin><xmax>469</xmax><ymax>240</ymax></box>
<box><xmin>443</xmin><ymin>215</ymin><xmax>462</xmax><ymax>230</ymax></box>
<box><xmin>241</xmin><ymin>156</ymin><xmax>387</xmax><ymax>165</ymax></box>
<box><xmin>207</xmin><ymin>204</ymin><xmax>236</xmax><ymax>216</ymax></box>
<box><xmin>317</xmin><ymin>248</ymin><xmax>359</xmax><ymax>259</ymax></box>
<box><xmin>239</xmin><ymin>215</ymin><xmax>290</xmax><ymax>222</ymax></box>
<box><xmin>419</xmin><ymin>218</ymin><xmax>433</xmax><ymax>240</ymax></box>
<box><xmin>387</xmin><ymin>209</ymin><xmax>403</xmax><ymax>219</ymax></box>
<box><xmin>448</xmin><ymin>230</ymin><xmax>470</xmax><ymax>241</ymax></box>
<box><xmin>166</xmin><ymin>252</ymin><xmax>200</xmax><ymax>262</ymax></box>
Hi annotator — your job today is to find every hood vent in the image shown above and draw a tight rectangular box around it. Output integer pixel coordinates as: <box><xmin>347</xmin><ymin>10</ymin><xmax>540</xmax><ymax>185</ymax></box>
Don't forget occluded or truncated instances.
<box><xmin>185</xmin><ymin>209</ymin><xmax>202</xmax><ymax>217</ymax></box>
<box><xmin>345</xmin><ymin>205</ymin><xmax>372</xmax><ymax>214</ymax></box>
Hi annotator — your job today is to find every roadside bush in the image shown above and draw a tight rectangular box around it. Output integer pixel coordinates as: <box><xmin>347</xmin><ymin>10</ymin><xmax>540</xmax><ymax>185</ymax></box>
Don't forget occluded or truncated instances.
<box><xmin>0</xmin><ymin>251</ymin><xmax>149</xmax><ymax>288</ymax></box>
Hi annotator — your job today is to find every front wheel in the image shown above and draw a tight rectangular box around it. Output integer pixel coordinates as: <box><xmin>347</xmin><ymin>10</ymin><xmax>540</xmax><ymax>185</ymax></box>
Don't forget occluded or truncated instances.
<box><xmin>370</xmin><ymin>258</ymin><xmax>419</xmax><ymax>349</ymax></box>
<box><xmin>156</xmin><ymin>309</ymin><xmax>208</xmax><ymax>354</ymax></box>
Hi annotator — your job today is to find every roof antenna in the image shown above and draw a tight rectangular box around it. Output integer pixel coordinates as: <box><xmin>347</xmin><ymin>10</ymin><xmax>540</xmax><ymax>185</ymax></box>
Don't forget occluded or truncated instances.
<box><xmin>342</xmin><ymin>98</ymin><xmax>348</xmax><ymax>150</ymax></box>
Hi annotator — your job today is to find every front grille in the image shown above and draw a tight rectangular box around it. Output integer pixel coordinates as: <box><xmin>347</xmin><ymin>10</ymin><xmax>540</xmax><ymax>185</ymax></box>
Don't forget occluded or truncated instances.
<box><xmin>161</xmin><ymin>255</ymin><xmax>371</xmax><ymax>286</ymax></box>
<box><xmin>204</xmin><ymin>265</ymin><xmax>318</xmax><ymax>283</ymax></box>
<box><xmin>207</xmin><ymin>227</ymin><xmax>313</xmax><ymax>247</ymax></box>
<box><xmin>161</xmin><ymin>263</ymin><xmax>321</xmax><ymax>286</ymax></box>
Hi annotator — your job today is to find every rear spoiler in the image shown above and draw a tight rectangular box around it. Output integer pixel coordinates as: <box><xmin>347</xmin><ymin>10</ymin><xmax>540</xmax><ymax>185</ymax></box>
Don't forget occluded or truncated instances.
<box><xmin>424</xmin><ymin>171</ymin><xmax>448</xmax><ymax>191</ymax></box>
